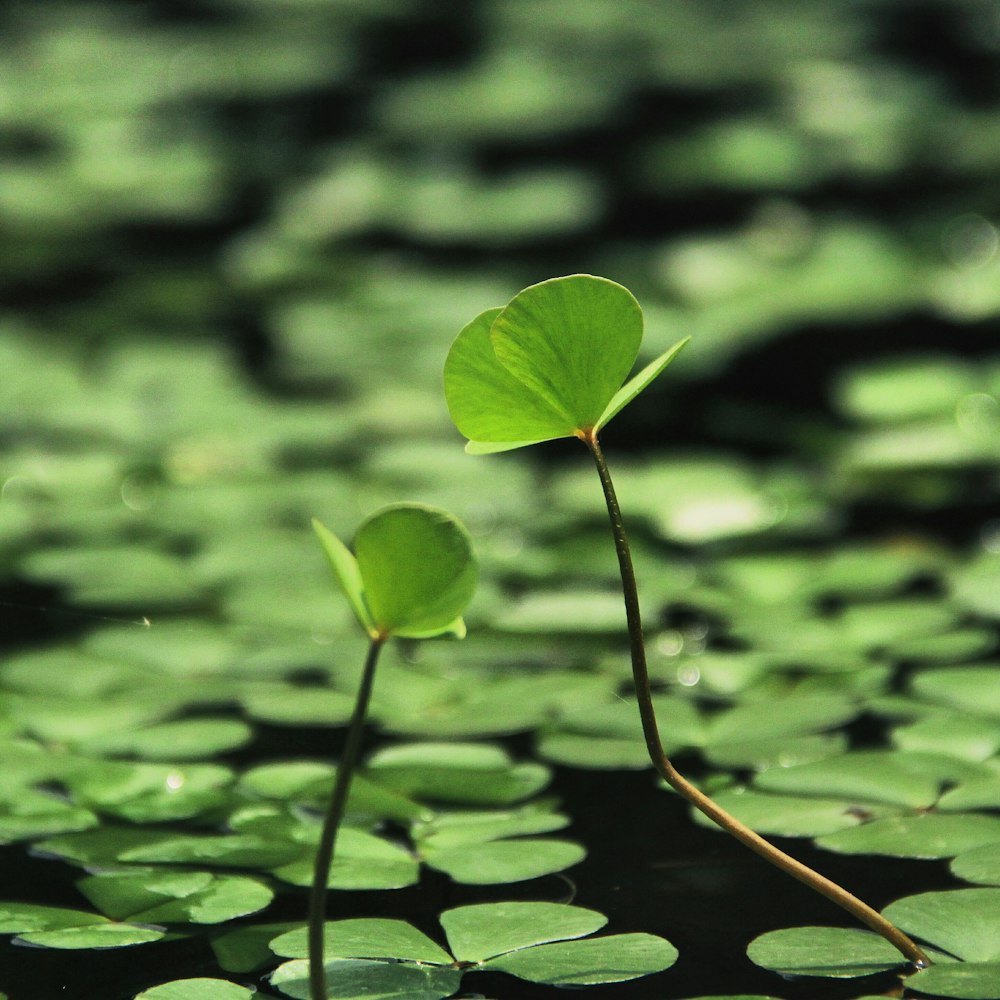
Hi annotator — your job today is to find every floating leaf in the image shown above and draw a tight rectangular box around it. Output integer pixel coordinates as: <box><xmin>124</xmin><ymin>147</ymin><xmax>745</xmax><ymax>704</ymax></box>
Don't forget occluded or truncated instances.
<box><xmin>270</xmin><ymin>919</ymin><xmax>452</xmax><ymax>964</ymax></box>
<box><xmin>425</xmin><ymin>837</ymin><xmax>586</xmax><ymax>884</ymax></box>
<box><xmin>78</xmin><ymin>869</ymin><xmax>273</xmax><ymax>924</ymax></box>
<box><xmin>269</xmin><ymin>957</ymin><xmax>461</xmax><ymax>1000</ymax></box>
<box><xmin>0</xmin><ymin>902</ymin><xmax>163</xmax><ymax>949</ymax></box>
<box><xmin>817</xmin><ymin>813</ymin><xmax>1000</xmax><ymax>859</ymax></box>
<box><xmin>441</xmin><ymin>901</ymin><xmax>606</xmax><ymax>961</ymax></box>
<box><xmin>747</xmin><ymin>925</ymin><xmax>914</xmax><ymax>977</ymax></box>
<box><xmin>905</xmin><ymin>961</ymin><xmax>1000</xmax><ymax>999</ymax></box>
<box><xmin>885</xmin><ymin>888</ymin><xmax>1000</xmax><ymax>962</ymax></box>
<box><xmin>486</xmin><ymin>932</ymin><xmax>678</xmax><ymax>984</ymax></box>
<box><xmin>365</xmin><ymin>741</ymin><xmax>551</xmax><ymax>805</ymax></box>
<box><xmin>134</xmin><ymin>979</ymin><xmax>259</xmax><ymax>1000</ymax></box>
<box><xmin>951</xmin><ymin>843</ymin><xmax>1000</xmax><ymax>886</ymax></box>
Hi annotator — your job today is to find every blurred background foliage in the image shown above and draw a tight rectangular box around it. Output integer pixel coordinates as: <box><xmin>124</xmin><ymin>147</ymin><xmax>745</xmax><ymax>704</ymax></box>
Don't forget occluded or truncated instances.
<box><xmin>2</xmin><ymin>1</ymin><xmax>1000</xmax><ymax>997</ymax></box>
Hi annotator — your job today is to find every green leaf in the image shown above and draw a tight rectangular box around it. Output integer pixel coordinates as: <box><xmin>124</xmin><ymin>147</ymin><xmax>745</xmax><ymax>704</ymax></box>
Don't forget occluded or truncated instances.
<box><xmin>270</xmin><ymin>919</ymin><xmax>452</xmax><ymax>964</ymax></box>
<box><xmin>312</xmin><ymin>518</ymin><xmax>374</xmax><ymax>634</ymax></box>
<box><xmin>269</xmin><ymin>958</ymin><xmax>461</xmax><ymax>1000</ymax></box>
<box><xmin>905</xmin><ymin>962</ymin><xmax>1000</xmax><ymax>999</ymax></box>
<box><xmin>0</xmin><ymin>903</ymin><xmax>164</xmax><ymax>949</ymax></box>
<box><xmin>485</xmin><ymin>932</ymin><xmax>678</xmax><ymax>984</ymax></box>
<box><xmin>353</xmin><ymin>503</ymin><xmax>477</xmax><ymax>637</ymax></box>
<box><xmin>77</xmin><ymin>718</ymin><xmax>253</xmax><ymax>761</ymax></box>
<box><xmin>365</xmin><ymin>741</ymin><xmax>551</xmax><ymax>805</ymax></box>
<box><xmin>817</xmin><ymin>813</ymin><xmax>1000</xmax><ymax>859</ymax></box>
<box><xmin>490</xmin><ymin>275</ymin><xmax>642</xmax><ymax>430</ymax></box>
<box><xmin>19</xmin><ymin>923</ymin><xmax>165</xmax><ymax>949</ymax></box>
<box><xmin>445</xmin><ymin>275</ymin><xmax>677</xmax><ymax>450</ymax></box>
<box><xmin>445</xmin><ymin>307</ymin><xmax>573</xmax><ymax>449</ymax></box>
<box><xmin>134</xmin><ymin>980</ymin><xmax>258</xmax><ymax>1000</ymax></box>
<box><xmin>688</xmin><ymin>787</ymin><xmax>872</xmax><ymax>838</ymax></box>
<box><xmin>272</xmin><ymin>827</ymin><xmax>419</xmax><ymax>890</ymax></box>
<box><xmin>885</xmin><ymin>889</ymin><xmax>1000</xmax><ymax>962</ymax></box>
<box><xmin>440</xmin><ymin>901</ymin><xmax>605</xmax><ymax>962</ymax></box>
<box><xmin>753</xmin><ymin>750</ymin><xmax>942</xmax><ymax>808</ymax></box>
<box><xmin>596</xmin><ymin>337</ymin><xmax>689</xmax><ymax>429</ymax></box>
<box><xmin>425</xmin><ymin>837</ymin><xmax>586</xmax><ymax>884</ymax></box>
<box><xmin>78</xmin><ymin>869</ymin><xmax>273</xmax><ymax>924</ymax></box>
<box><xmin>211</xmin><ymin>923</ymin><xmax>301</xmax><ymax>973</ymax></box>
<box><xmin>747</xmin><ymin>926</ymin><xmax>910</xmax><ymax>977</ymax></box>
<box><xmin>951</xmin><ymin>843</ymin><xmax>1000</xmax><ymax>886</ymax></box>
<box><xmin>0</xmin><ymin>902</ymin><xmax>109</xmax><ymax>934</ymax></box>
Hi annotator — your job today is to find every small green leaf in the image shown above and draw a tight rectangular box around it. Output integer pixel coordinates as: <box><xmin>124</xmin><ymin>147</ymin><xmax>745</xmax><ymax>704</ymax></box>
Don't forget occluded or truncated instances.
<box><xmin>747</xmin><ymin>926</ymin><xmax>907</xmax><ymax>977</ymax></box>
<box><xmin>426</xmin><ymin>837</ymin><xmax>586</xmax><ymax>884</ymax></box>
<box><xmin>78</xmin><ymin>869</ymin><xmax>273</xmax><ymax>924</ymax></box>
<box><xmin>440</xmin><ymin>901</ymin><xmax>606</xmax><ymax>962</ymax></box>
<box><xmin>269</xmin><ymin>957</ymin><xmax>461</xmax><ymax>1000</ymax></box>
<box><xmin>596</xmin><ymin>337</ymin><xmax>689</xmax><ymax>429</ymax></box>
<box><xmin>134</xmin><ymin>979</ymin><xmax>258</xmax><ymax>1000</ymax></box>
<box><xmin>0</xmin><ymin>902</ymin><xmax>108</xmax><ymax>934</ymax></box>
<box><xmin>905</xmin><ymin>961</ymin><xmax>1000</xmax><ymax>999</ymax></box>
<box><xmin>312</xmin><ymin>518</ymin><xmax>374</xmax><ymax>635</ymax></box>
<box><xmin>270</xmin><ymin>918</ymin><xmax>452</xmax><ymax>964</ymax></box>
<box><xmin>817</xmin><ymin>813</ymin><xmax>1000</xmax><ymax>859</ymax></box>
<box><xmin>353</xmin><ymin>503</ymin><xmax>477</xmax><ymax>637</ymax></box>
<box><xmin>951</xmin><ymin>843</ymin><xmax>1000</xmax><ymax>886</ymax></box>
<box><xmin>211</xmin><ymin>922</ymin><xmax>301</xmax><ymax>973</ymax></box>
<box><xmin>485</xmin><ymin>932</ymin><xmax>678</xmax><ymax>984</ymax></box>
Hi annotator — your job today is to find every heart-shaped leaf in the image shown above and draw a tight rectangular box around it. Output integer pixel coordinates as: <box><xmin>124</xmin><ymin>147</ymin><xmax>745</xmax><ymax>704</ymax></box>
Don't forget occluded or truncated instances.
<box><xmin>444</xmin><ymin>274</ymin><xmax>687</xmax><ymax>452</ymax></box>
<box><xmin>314</xmin><ymin>503</ymin><xmax>476</xmax><ymax>639</ymax></box>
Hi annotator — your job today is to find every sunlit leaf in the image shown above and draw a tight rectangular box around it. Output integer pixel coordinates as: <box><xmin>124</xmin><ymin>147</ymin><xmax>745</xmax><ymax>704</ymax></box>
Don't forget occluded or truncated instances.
<box><xmin>486</xmin><ymin>932</ymin><xmax>678</xmax><ymax>984</ymax></box>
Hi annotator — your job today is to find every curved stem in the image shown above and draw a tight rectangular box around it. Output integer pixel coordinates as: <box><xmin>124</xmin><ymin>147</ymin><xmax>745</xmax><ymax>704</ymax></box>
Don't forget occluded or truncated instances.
<box><xmin>309</xmin><ymin>636</ymin><xmax>386</xmax><ymax>1000</ymax></box>
<box><xmin>580</xmin><ymin>428</ymin><xmax>929</xmax><ymax>970</ymax></box>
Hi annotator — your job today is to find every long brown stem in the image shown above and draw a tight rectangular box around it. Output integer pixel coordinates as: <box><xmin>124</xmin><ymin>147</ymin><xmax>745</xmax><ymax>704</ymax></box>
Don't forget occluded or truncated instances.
<box><xmin>580</xmin><ymin>428</ymin><xmax>929</xmax><ymax>969</ymax></box>
<box><xmin>309</xmin><ymin>636</ymin><xmax>385</xmax><ymax>1000</ymax></box>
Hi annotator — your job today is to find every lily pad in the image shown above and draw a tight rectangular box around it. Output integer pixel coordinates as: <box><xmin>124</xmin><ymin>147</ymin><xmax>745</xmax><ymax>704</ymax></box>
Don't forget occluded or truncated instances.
<box><xmin>134</xmin><ymin>981</ymin><xmax>259</xmax><ymax>1000</ymax></box>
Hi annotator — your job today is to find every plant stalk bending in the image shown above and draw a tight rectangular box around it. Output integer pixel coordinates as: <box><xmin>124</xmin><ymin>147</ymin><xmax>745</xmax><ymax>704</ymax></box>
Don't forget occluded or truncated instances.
<box><xmin>309</xmin><ymin>635</ymin><xmax>386</xmax><ymax>1000</ymax></box>
<box><xmin>580</xmin><ymin>428</ymin><xmax>930</xmax><ymax>970</ymax></box>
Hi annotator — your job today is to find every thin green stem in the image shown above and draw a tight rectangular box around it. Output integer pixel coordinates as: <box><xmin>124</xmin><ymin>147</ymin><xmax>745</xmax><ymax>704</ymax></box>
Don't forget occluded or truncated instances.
<box><xmin>581</xmin><ymin>428</ymin><xmax>930</xmax><ymax>970</ymax></box>
<box><xmin>309</xmin><ymin>635</ymin><xmax>385</xmax><ymax>1000</ymax></box>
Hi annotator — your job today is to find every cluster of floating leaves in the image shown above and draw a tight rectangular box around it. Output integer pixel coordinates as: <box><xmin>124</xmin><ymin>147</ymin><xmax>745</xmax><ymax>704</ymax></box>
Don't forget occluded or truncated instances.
<box><xmin>2</xmin><ymin>0</ymin><xmax>1000</xmax><ymax>998</ymax></box>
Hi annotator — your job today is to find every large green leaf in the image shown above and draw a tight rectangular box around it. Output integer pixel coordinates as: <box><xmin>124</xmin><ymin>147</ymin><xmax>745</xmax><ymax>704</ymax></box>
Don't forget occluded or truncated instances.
<box><xmin>490</xmin><ymin>275</ymin><xmax>642</xmax><ymax>430</ymax></box>
<box><xmin>444</xmin><ymin>307</ymin><xmax>573</xmax><ymax>450</ymax></box>
<box><xmin>445</xmin><ymin>274</ymin><xmax>685</xmax><ymax>450</ymax></box>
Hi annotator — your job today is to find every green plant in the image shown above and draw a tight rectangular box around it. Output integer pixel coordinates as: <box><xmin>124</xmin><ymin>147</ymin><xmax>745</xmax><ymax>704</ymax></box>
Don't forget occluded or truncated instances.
<box><xmin>268</xmin><ymin>901</ymin><xmax>677</xmax><ymax>999</ymax></box>
<box><xmin>444</xmin><ymin>273</ymin><xmax>931</xmax><ymax>969</ymax></box>
<box><xmin>309</xmin><ymin>503</ymin><xmax>477</xmax><ymax>1000</ymax></box>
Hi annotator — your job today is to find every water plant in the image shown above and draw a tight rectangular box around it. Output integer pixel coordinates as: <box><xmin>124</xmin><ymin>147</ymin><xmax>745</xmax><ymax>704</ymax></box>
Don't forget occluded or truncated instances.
<box><xmin>309</xmin><ymin>503</ymin><xmax>477</xmax><ymax>1000</ymax></box>
<box><xmin>443</xmin><ymin>272</ymin><xmax>931</xmax><ymax>969</ymax></box>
